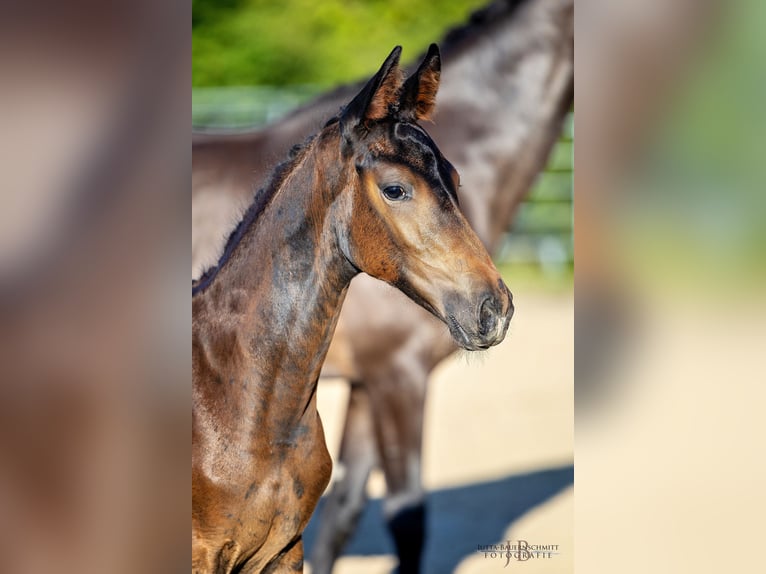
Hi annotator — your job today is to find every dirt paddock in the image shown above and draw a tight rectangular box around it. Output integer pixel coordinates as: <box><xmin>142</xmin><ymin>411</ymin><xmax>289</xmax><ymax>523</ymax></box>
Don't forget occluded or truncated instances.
<box><xmin>311</xmin><ymin>289</ymin><xmax>573</xmax><ymax>573</ymax></box>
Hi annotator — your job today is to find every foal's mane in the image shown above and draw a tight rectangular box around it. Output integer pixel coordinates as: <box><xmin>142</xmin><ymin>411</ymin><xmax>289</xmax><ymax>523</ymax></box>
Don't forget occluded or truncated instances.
<box><xmin>192</xmin><ymin>133</ymin><xmax>320</xmax><ymax>296</ymax></box>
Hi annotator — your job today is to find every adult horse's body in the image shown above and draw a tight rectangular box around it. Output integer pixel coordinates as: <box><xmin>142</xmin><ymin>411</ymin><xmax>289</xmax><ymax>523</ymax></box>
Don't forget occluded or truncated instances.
<box><xmin>192</xmin><ymin>1</ymin><xmax>573</xmax><ymax>571</ymax></box>
<box><xmin>192</xmin><ymin>46</ymin><xmax>513</xmax><ymax>573</ymax></box>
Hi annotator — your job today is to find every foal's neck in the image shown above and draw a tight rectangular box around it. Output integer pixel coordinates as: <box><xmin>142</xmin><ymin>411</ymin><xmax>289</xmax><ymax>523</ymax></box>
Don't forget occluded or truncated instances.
<box><xmin>194</xmin><ymin>128</ymin><xmax>355</xmax><ymax>422</ymax></box>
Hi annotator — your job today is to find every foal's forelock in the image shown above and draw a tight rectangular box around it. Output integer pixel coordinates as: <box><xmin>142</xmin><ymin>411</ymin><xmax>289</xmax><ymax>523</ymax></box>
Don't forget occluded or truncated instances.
<box><xmin>379</xmin><ymin>122</ymin><xmax>460</xmax><ymax>205</ymax></box>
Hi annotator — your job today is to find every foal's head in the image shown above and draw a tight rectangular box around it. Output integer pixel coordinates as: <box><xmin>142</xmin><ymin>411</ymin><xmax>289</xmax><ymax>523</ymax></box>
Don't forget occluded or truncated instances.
<box><xmin>335</xmin><ymin>45</ymin><xmax>513</xmax><ymax>350</ymax></box>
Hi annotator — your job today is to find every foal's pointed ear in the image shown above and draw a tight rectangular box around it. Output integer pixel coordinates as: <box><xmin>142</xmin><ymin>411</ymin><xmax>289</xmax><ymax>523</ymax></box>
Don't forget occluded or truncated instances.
<box><xmin>340</xmin><ymin>46</ymin><xmax>404</xmax><ymax>137</ymax></box>
<box><xmin>400</xmin><ymin>43</ymin><xmax>441</xmax><ymax>122</ymax></box>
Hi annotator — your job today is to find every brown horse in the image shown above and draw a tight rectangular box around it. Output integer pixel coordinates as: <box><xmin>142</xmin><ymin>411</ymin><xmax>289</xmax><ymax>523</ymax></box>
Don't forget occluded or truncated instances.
<box><xmin>193</xmin><ymin>1</ymin><xmax>572</xmax><ymax>571</ymax></box>
<box><xmin>192</xmin><ymin>45</ymin><xmax>513</xmax><ymax>573</ymax></box>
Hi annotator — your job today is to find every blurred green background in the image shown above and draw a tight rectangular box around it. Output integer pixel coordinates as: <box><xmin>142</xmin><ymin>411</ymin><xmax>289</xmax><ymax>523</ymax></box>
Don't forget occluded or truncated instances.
<box><xmin>193</xmin><ymin>0</ymin><xmax>573</xmax><ymax>290</ymax></box>
<box><xmin>193</xmin><ymin>0</ymin><xmax>488</xmax><ymax>87</ymax></box>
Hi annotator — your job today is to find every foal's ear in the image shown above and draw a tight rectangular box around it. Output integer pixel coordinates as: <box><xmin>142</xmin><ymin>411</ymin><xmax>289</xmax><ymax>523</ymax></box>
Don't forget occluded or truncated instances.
<box><xmin>340</xmin><ymin>46</ymin><xmax>404</xmax><ymax>138</ymax></box>
<box><xmin>399</xmin><ymin>43</ymin><xmax>441</xmax><ymax>122</ymax></box>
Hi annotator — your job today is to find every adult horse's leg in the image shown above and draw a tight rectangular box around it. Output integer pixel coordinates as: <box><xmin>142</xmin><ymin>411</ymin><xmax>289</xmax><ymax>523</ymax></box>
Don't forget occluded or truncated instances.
<box><xmin>367</xmin><ymin>365</ymin><xmax>429</xmax><ymax>574</ymax></box>
<box><xmin>310</xmin><ymin>383</ymin><xmax>377</xmax><ymax>574</ymax></box>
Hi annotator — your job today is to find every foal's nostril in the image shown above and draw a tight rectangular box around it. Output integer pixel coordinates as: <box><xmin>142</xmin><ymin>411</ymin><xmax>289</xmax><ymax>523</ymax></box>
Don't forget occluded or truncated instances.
<box><xmin>478</xmin><ymin>297</ymin><xmax>498</xmax><ymax>337</ymax></box>
<box><xmin>499</xmin><ymin>280</ymin><xmax>514</xmax><ymax>317</ymax></box>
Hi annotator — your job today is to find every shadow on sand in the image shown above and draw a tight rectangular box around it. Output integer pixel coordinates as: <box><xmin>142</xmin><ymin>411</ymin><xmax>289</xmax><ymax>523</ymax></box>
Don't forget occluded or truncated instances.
<box><xmin>304</xmin><ymin>464</ymin><xmax>573</xmax><ymax>573</ymax></box>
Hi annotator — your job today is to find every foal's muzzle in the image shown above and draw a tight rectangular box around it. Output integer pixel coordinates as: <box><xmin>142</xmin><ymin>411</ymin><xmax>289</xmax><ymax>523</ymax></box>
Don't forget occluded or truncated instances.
<box><xmin>445</xmin><ymin>280</ymin><xmax>514</xmax><ymax>351</ymax></box>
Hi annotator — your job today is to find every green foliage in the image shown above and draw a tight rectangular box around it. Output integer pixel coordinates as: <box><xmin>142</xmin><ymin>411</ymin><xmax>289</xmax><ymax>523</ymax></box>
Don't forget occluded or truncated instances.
<box><xmin>192</xmin><ymin>0</ymin><xmax>488</xmax><ymax>87</ymax></box>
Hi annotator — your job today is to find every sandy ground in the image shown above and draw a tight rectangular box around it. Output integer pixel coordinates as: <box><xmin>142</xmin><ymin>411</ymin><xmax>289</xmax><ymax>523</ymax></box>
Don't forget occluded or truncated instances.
<box><xmin>312</xmin><ymin>289</ymin><xmax>573</xmax><ymax>573</ymax></box>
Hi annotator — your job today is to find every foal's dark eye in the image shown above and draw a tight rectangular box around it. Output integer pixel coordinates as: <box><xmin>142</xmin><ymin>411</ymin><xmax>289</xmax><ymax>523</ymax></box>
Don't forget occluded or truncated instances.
<box><xmin>382</xmin><ymin>185</ymin><xmax>408</xmax><ymax>201</ymax></box>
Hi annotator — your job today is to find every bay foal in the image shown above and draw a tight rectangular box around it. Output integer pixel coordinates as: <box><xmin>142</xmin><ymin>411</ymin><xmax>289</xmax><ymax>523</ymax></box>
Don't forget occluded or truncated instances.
<box><xmin>192</xmin><ymin>45</ymin><xmax>513</xmax><ymax>573</ymax></box>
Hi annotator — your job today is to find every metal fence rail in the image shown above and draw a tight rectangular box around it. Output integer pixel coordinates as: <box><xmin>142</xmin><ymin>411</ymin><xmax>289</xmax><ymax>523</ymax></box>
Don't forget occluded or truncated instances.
<box><xmin>498</xmin><ymin>114</ymin><xmax>573</xmax><ymax>277</ymax></box>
